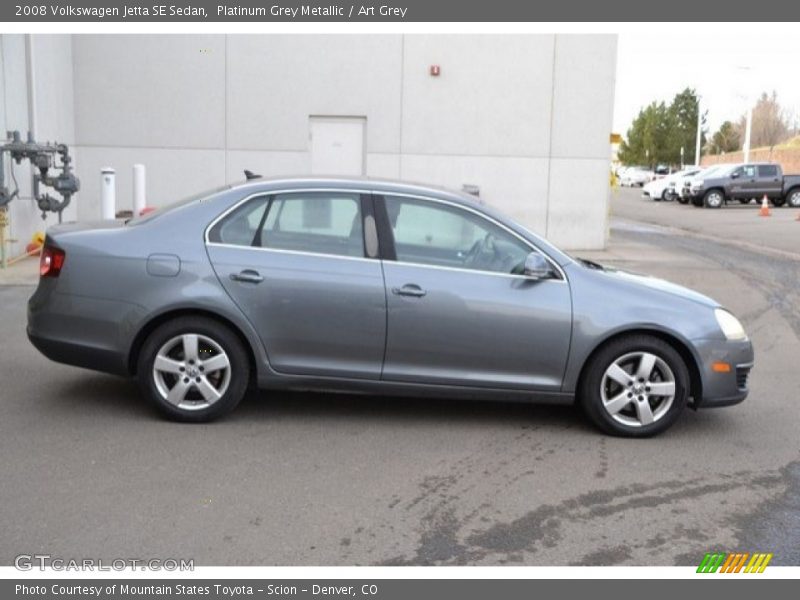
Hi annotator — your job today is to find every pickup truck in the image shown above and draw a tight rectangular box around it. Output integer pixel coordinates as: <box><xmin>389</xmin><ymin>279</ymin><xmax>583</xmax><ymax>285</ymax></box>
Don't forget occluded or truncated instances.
<box><xmin>686</xmin><ymin>162</ymin><xmax>800</xmax><ymax>208</ymax></box>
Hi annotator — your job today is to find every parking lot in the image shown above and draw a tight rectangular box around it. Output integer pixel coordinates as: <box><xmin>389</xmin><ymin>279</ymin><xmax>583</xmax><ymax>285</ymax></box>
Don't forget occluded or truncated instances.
<box><xmin>1</xmin><ymin>186</ymin><xmax>799</xmax><ymax>566</ymax></box>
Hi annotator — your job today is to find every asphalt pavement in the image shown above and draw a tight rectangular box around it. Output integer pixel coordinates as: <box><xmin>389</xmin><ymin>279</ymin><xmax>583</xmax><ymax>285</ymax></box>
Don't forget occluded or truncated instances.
<box><xmin>1</xmin><ymin>187</ymin><xmax>798</xmax><ymax>566</ymax></box>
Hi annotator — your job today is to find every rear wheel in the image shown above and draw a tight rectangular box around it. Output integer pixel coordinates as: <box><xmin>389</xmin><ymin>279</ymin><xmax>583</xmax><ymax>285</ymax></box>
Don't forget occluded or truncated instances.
<box><xmin>579</xmin><ymin>335</ymin><xmax>689</xmax><ymax>437</ymax></box>
<box><xmin>137</xmin><ymin>317</ymin><xmax>250</xmax><ymax>422</ymax></box>
<box><xmin>788</xmin><ymin>189</ymin><xmax>800</xmax><ymax>208</ymax></box>
<box><xmin>703</xmin><ymin>189</ymin><xmax>724</xmax><ymax>208</ymax></box>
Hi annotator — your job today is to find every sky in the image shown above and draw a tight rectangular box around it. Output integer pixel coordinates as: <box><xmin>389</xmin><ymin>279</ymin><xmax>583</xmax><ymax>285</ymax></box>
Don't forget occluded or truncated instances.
<box><xmin>613</xmin><ymin>33</ymin><xmax>800</xmax><ymax>136</ymax></box>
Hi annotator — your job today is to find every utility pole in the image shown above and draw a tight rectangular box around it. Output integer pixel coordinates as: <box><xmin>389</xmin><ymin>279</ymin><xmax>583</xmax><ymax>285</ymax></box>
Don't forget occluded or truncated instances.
<box><xmin>743</xmin><ymin>105</ymin><xmax>753</xmax><ymax>163</ymax></box>
<box><xmin>695</xmin><ymin>96</ymin><xmax>702</xmax><ymax>166</ymax></box>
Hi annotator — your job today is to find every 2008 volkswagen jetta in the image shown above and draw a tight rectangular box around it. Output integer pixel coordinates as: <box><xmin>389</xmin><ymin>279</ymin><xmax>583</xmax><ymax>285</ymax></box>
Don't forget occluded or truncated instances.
<box><xmin>27</xmin><ymin>177</ymin><xmax>754</xmax><ymax>436</ymax></box>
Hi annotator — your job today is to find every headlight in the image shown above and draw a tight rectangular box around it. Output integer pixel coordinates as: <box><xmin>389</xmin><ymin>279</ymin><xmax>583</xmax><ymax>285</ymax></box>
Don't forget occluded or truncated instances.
<box><xmin>715</xmin><ymin>309</ymin><xmax>747</xmax><ymax>341</ymax></box>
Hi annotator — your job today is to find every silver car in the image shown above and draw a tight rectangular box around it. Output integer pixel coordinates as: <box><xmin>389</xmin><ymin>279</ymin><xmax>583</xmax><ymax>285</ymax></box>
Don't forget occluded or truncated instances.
<box><xmin>27</xmin><ymin>177</ymin><xmax>754</xmax><ymax>436</ymax></box>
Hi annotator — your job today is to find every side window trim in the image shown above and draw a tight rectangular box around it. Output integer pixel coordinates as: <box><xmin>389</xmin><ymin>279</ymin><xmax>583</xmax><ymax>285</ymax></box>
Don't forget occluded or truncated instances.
<box><xmin>372</xmin><ymin>194</ymin><xmax>397</xmax><ymax>261</ymax></box>
<box><xmin>251</xmin><ymin>195</ymin><xmax>274</xmax><ymax>247</ymax></box>
<box><xmin>372</xmin><ymin>191</ymin><xmax>564</xmax><ymax>281</ymax></box>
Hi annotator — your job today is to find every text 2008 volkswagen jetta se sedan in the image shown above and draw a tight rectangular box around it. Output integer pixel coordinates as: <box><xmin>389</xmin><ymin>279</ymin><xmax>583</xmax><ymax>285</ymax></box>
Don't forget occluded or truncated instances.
<box><xmin>28</xmin><ymin>177</ymin><xmax>754</xmax><ymax>436</ymax></box>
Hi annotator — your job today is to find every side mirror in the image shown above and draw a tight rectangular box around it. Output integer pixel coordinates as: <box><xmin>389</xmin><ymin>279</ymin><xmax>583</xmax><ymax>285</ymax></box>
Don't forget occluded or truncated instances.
<box><xmin>730</xmin><ymin>171</ymin><xmax>739</xmax><ymax>179</ymax></box>
<box><xmin>523</xmin><ymin>252</ymin><xmax>552</xmax><ymax>280</ymax></box>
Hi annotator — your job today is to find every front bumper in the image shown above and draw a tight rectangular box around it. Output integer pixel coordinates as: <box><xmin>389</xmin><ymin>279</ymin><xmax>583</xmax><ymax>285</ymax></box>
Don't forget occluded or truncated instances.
<box><xmin>692</xmin><ymin>337</ymin><xmax>754</xmax><ymax>408</ymax></box>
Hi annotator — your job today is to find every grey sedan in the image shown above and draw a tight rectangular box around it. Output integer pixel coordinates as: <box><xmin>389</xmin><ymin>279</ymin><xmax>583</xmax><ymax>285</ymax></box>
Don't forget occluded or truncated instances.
<box><xmin>27</xmin><ymin>177</ymin><xmax>753</xmax><ymax>436</ymax></box>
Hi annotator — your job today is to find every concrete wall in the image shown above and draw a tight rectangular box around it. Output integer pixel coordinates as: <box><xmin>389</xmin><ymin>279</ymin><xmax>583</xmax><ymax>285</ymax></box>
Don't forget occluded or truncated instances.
<box><xmin>0</xmin><ymin>35</ymin><xmax>77</xmax><ymax>258</ymax></box>
<box><xmin>3</xmin><ymin>34</ymin><xmax>617</xmax><ymax>253</ymax></box>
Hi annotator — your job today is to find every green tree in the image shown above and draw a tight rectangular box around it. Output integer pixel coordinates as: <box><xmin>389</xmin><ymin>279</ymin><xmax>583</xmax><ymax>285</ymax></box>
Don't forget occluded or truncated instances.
<box><xmin>707</xmin><ymin>121</ymin><xmax>740</xmax><ymax>154</ymax></box>
<box><xmin>665</xmin><ymin>88</ymin><xmax>704</xmax><ymax>165</ymax></box>
<box><xmin>618</xmin><ymin>101</ymin><xmax>671</xmax><ymax>166</ymax></box>
<box><xmin>619</xmin><ymin>88</ymin><xmax>706</xmax><ymax>167</ymax></box>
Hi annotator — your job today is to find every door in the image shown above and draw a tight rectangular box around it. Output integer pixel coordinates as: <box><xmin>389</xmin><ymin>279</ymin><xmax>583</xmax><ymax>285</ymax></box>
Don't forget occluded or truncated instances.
<box><xmin>309</xmin><ymin>116</ymin><xmax>366</xmax><ymax>176</ymax></box>
<box><xmin>376</xmin><ymin>195</ymin><xmax>572</xmax><ymax>390</ymax></box>
<box><xmin>756</xmin><ymin>164</ymin><xmax>782</xmax><ymax>199</ymax></box>
<box><xmin>730</xmin><ymin>164</ymin><xmax>758</xmax><ymax>198</ymax></box>
<box><xmin>207</xmin><ymin>190</ymin><xmax>386</xmax><ymax>379</ymax></box>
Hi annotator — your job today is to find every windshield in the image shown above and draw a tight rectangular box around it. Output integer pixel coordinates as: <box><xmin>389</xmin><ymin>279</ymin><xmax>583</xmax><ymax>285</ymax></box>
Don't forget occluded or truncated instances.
<box><xmin>127</xmin><ymin>185</ymin><xmax>230</xmax><ymax>225</ymax></box>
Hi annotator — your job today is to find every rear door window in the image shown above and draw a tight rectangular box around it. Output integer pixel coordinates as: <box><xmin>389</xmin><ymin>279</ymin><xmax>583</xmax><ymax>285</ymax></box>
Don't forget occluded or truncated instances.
<box><xmin>262</xmin><ymin>192</ymin><xmax>364</xmax><ymax>258</ymax></box>
<box><xmin>208</xmin><ymin>191</ymin><xmax>365</xmax><ymax>258</ymax></box>
<box><xmin>758</xmin><ymin>165</ymin><xmax>779</xmax><ymax>178</ymax></box>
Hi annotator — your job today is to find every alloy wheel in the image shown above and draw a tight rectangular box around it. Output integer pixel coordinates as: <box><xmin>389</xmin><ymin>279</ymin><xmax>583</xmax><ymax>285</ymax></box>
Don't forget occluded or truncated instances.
<box><xmin>706</xmin><ymin>192</ymin><xmax>723</xmax><ymax>208</ymax></box>
<box><xmin>152</xmin><ymin>334</ymin><xmax>232</xmax><ymax>411</ymax></box>
<box><xmin>600</xmin><ymin>351</ymin><xmax>676</xmax><ymax>428</ymax></box>
<box><xmin>789</xmin><ymin>190</ymin><xmax>800</xmax><ymax>208</ymax></box>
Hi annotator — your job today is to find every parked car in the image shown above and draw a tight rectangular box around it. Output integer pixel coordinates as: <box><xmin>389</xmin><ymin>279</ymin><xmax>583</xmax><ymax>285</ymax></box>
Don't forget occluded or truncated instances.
<box><xmin>643</xmin><ymin>168</ymin><xmax>702</xmax><ymax>202</ymax></box>
<box><xmin>687</xmin><ymin>162</ymin><xmax>800</xmax><ymax>208</ymax></box>
<box><xmin>621</xmin><ymin>167</ymin><xmax>653</xmax><ymax>187</ymax></box>
<box><xmin>27</xmin><ymin>176</ymin><xmax>753</xmax><ymax>437</ymax></box>
<box><xmin>678</xmin><ymin>165</ymin><xmax>728</xmax><ymax>204</ymax></box>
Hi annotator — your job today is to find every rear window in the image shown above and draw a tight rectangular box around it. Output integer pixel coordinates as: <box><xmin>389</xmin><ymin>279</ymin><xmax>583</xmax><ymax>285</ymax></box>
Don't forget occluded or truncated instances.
<box><xmin>127</xmin><ymin>185</ymin><xmax>230</xmax><ymax>226</ymax></box>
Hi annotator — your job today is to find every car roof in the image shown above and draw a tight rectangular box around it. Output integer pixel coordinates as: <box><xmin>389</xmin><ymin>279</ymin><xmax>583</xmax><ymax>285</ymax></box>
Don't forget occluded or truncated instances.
<box><xmin>204</xmin><ymin>174</ymin><xmax>574</xmax><ymax>268</ymax></box>
<box><xmin>224</xmin><ymin>175</ymin><xmax>487</xmax><ymax>209</ymax></box>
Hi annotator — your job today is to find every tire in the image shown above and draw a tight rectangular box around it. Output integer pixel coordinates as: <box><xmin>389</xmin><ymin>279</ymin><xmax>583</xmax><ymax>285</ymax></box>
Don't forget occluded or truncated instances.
<box><xmin>772</xmin><ymin>198</ymin><xmax>785</xmax><ymax>208</ymax></box>
<box><xmin>703</xmin><ymin>189</ymin><xmax>724</xmax><ymax>209</ymax></box>
<box><xmin>661</xmin><ymin>189</ymin><xmax>670</xmax><ymax>202</ymax></box>
<box><xmin>137</xmin><ymin>316</ymin><xmax>250</xmax><ymax>422</ymax></box>
<box><xmin>691</xmin><ymin>197</ymin><xmax>703</xmax><ymax>207</ymax></box>
<box><xmin>788</xmin><ymin>188</ymin><xmax>800</xmax><ymax>208</ymax></box>
<box><xmin>677</xmin><ymin>196</ymin><xmax>689</xmax><ymax>205</ymax></box>
<box><xmin>579</xmin><ymin>335</ymin><xmax>689</xmax><ymax>437</ymax></box>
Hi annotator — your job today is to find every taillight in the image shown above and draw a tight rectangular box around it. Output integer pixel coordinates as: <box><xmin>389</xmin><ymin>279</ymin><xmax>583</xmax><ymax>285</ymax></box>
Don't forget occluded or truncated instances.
<box><xmin>40</xmin><ymin>246</ymin><xmax>66</xmax><ymax>278</ymax></box>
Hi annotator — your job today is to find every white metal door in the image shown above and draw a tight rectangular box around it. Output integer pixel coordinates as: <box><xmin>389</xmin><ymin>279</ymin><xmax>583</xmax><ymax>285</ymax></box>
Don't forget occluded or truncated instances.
<box><xmin>309</xmin><ymin>117</ymin><xmax>365</xmax><ymax>176</ymax></box>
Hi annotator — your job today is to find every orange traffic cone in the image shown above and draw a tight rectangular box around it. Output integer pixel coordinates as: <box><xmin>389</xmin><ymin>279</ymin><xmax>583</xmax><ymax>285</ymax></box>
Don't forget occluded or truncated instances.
<box><xmin>759</xmin><ymin>195</ymin><xmax>771</xmax><ymax>217</ymax></box>
<box><xmin>796</xmin><ymin>211</ymin><xmax>800</xmax><ymax>221</ymax></box>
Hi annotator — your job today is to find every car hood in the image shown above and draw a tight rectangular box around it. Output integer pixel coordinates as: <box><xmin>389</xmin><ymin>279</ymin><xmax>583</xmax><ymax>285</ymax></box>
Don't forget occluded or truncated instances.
<box><xmin>581</xmin><ymin>262</ymin><xmax>719</xmax><ymax>308</ymax></box>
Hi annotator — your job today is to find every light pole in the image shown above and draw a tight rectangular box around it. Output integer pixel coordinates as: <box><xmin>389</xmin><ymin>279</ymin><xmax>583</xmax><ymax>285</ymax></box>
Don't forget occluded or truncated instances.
<box><xmin>695</xmin><ymin>95</ymin><xmax>702</xmax><ymax>166</ymax></box>
<box><xmin>743</xmin><ymin>104</ymin><xmax>753</xmax><ymax>162</ymax></box>
<box><xmin>736</xmin><ymin>66</ymin><xmax>754</xmax><ymax>163</ymax></box>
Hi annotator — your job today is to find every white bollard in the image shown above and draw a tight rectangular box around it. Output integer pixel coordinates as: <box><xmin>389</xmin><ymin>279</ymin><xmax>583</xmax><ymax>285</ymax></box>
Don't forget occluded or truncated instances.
<box><xmin>101</xmin><ymin>167</ymin><xmax>116</xmax><ymax>220</ymax></box>
<box><xmin>132</xmin><ymin>164</ymin><xmax>146</xmax><ymax>216</ymax></box>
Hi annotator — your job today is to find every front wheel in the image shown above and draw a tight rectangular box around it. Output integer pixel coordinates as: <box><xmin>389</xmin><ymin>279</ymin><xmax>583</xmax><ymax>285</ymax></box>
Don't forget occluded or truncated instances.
<box><xmin>579</xmin><ymin>335</ymin><xmax>689</xmax><ymax>437</ymax></box>
<box><xmin>772</xmin><ymin>197</ymin><xmax>785</xmax><ymax>208</ymax></box>
<box><xmin>137</xmin><ymin>316</ymin><xmax>250</xmax><ymax>422</ymax></box>
<box><xmin>703</xmin><ymin>190</ymin><xmax>724</xmax><ymax>208</ymax></box>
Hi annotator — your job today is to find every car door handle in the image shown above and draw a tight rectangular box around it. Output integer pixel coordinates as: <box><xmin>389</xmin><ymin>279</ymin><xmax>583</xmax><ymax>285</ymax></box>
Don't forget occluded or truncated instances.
<box><xmin>392</xmin><ymin>284</ymin><xmax>427</xmax><ymax>298</ymax></box>
<box><xmin>230</xmin><ymin>270</ymin><xmax>264</xmax><ymax>284</ymax></box>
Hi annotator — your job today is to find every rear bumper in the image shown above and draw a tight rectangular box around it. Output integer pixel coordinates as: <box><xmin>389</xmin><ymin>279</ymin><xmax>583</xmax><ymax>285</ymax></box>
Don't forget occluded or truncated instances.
<box><xmin>27</xmin><ymin>285</ymin><xmax>135</xmax><ymax>377</ymax></box>
<box><xmin>27</xmin><ymin>328</ymin><xmax>128</xmax><ymax>376</ymax></box>
<box><xmin>692</xmin><ymin>338</ymin><xmax>754</xmax><ymax>408</ymax></box>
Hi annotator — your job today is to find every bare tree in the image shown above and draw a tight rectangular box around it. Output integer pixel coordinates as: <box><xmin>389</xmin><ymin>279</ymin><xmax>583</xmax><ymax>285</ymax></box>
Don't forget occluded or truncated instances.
<box><xmin>738</xmin><ymin>91</ymin><xmax>792</xmax><ymax>158</ymax></box>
